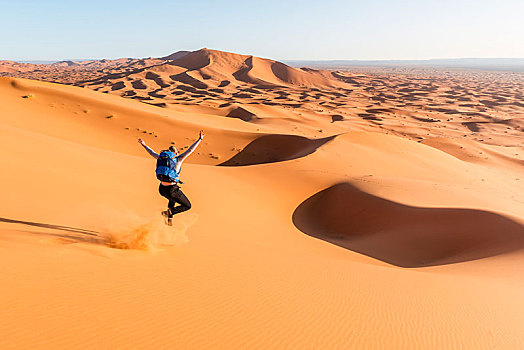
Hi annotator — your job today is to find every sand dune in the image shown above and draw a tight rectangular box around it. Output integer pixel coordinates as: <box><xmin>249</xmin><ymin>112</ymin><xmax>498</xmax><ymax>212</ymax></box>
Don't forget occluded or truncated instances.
<box><xmin>2</xmin><ymin>49</ymin><xmax>523</xmax><ymax>157</ymax></box>
<box><xmin>293</xmin><ymin>182</ymin><xmax>524</xmax><ymax>267</ymax></box>
<box><xmin>1</xmin><ymin>47</ymin><xmax>524</xmax><ymax>349</ymax></box>
<box><xmin>219</xmin><ymin>134</ymin><xmax>335</xmax><ymax>166</ymax></box>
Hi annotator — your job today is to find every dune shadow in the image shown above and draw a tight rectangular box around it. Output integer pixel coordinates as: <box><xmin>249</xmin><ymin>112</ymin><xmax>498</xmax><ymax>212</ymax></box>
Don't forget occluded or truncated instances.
<box><xmin>145</xmin><ymin>71</ymin><xmax>170</xmax><ymax>88</ymax></box>
<box><xmin>169</xmin><ymin>50</ymin><xmax>210</xmax><ymax>71</ymax></box>
<box><xmin>226</xmin><ymin>106</ymin><xmax>257</xmax><ymax>121</ymax></box>
<box><xmin>412</xmin><ymin>116</ymin><xmax>439</xmax><ymax>123</ymax></box>
<box><xmin>331</xmin><ymin>115</ymin><xmax>344</xmax><ymax>123</ymax></box>
<box><xmin>358</xmin><ymin>113</ymin><xmax>382</xmax><ymax>122</ymax></box>
<box><xmin>462</xmin><ymin>121</ymin><xmax>480</xmax><ymax>132</ymax></box>
<box><xmin>427</xmin><ymin>107</ymin><xmax>460</xmax><ymax>114</ymax></box>
<box><xmin>111</xmin><ymin>81</ymin><xmax>125</xmax><ymax>90</ymax></box>
<box><xmin>169</xmin><ymin>72</ymin><xmax>208</xmax><ymax>89</ymax></box>
<box><xmin>148</xmin><ymin>89</ymin><xmax>167</xmax><ymax>98</ymax></box>
<box><xmin>0</xmin><ymin>217</ymin><xmax>106</xmax><ymax>244</ymax></box>
<box><xmin>219</xmin><ymin>134</ymin><xmax>336</xmax><ymax>166</ymax></box>
<box><xmin>292</xmin><ymin>183</ymin><xmax>524</xmax><ymax>267</ymax></box>
<box><xmin>366</xmin><ymin>108</ymin><xmax>394</xmax><ymax>114</ymax></box>
<box><xmin>232</xmin><ymin>92</ymin><xmax>253</xmax><ymax>99</ymax></box>
<box><xmin>145</xmin><ymin>101</ymin><xmax>167</xmax><ymax>108</ymax></box>
<box><xmin>479</xmin><ymin>99</ymin><xmax>500</xmax><ymax>107</ymax></box>
<box><xmin>122</xmin><ymin>90</ymin><xmax>136</xmax><ymax>97</ymax></box>
<box><xmin>131</xmin><ymin>80</ymin><xmax>147</xmax><ymax>89</ymax></box>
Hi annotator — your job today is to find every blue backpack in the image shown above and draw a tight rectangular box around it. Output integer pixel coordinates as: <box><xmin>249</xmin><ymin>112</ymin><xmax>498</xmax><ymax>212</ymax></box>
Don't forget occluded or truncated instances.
<box><xmin>156</xmin><ymin>151</ymin><xmax>179</xmax><ymax>182</ymax></box>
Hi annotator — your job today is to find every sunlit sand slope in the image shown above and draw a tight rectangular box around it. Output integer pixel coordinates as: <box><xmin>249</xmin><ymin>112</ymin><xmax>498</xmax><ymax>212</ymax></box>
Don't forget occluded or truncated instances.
<box><xmin>1</xmin><ymin>77</ymin><xmax>524</xmax><ymax>349</ymax></box>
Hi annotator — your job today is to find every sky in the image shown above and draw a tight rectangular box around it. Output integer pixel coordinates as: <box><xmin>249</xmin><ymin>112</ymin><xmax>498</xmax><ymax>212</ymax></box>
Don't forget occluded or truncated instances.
<box><xmin>1</xmin><ymin>0</ymin><xmax>523</xmax><ymax>61</ymax></box>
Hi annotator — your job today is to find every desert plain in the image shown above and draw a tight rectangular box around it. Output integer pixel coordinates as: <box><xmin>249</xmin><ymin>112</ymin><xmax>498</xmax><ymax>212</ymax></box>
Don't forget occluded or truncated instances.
<box><xmin>0</xmin><ymin>48</ymin><xmax>523</xmax><ymax>349</ymax></box>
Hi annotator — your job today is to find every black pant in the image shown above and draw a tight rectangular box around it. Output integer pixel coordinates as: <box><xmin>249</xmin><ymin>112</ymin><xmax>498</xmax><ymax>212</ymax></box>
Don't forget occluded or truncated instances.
<box><xmin>158</xmin><ymin>184</ymin><xmax>191</xmax><ymax>217</ymax></box>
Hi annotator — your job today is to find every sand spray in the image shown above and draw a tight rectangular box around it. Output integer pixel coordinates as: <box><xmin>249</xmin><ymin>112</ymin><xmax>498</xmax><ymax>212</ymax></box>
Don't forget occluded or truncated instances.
<box><xmin>95</xmin><ymin>210</ymin><xmax>198</xmax><ymax>250</ymax></box>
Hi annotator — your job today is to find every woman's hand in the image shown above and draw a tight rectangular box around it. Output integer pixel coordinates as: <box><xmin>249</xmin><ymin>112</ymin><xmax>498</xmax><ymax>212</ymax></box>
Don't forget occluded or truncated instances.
<box><xmin>199</xmin><ymin>130</ymin><xmax>205</xmax><ymax>139</ymax></box>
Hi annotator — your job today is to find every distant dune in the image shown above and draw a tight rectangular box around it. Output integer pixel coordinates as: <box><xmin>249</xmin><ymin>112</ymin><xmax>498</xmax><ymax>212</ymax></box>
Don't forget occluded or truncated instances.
<box><xmin>2</xmin><ymin>48</ymin><xmax>521</xmax><ymax>152</ymax></box>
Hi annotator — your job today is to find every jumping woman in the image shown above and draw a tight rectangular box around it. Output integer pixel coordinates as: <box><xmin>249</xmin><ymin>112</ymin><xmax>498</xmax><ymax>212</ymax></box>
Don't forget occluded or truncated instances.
<box><xmin>138</xmin><ymin>130</ymin><xmax>204</xmax><ymax>225</ymax></box>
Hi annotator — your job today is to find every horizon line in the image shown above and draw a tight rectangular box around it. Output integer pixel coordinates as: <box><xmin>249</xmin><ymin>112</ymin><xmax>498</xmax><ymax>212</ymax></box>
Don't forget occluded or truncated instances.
<box><xmin>5</xmin><ymin>56</ymin><xmax>524</xmax><ymax>65</ymax></box>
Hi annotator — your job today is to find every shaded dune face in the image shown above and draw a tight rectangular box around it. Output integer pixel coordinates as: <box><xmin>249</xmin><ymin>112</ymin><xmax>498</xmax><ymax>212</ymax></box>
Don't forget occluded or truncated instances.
<box><xmin>226</xmin><ymin>106</ymin><xmax>257</xmax><ymax>121</ymax></box>
<box><xmin>220</xmin><ymin>134</ymin><xmax>335</xmax><ymax>166</ymax></box>
<box><xmin>170</xmin><ymin>49</ymin><xmax>212</xmax><ymax>71</ymax></box>
<box><xmin>293</xmin><ymin>183</ymin><xmax>524</xmax><ymax>267</ymax></box>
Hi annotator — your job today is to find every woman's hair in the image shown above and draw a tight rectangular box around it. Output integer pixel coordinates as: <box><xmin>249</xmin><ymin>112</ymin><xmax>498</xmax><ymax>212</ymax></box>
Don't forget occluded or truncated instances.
<box><xmin>168</xmin><ymin>145</ymin><xmax>178</xmax><ymax>153</ymax></box>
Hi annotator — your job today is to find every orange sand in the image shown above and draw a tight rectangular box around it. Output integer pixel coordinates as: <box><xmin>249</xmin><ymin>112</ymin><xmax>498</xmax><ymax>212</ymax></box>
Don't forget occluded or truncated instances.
<box><xmin>0</xmin><ymin>49</ymin><xmax>523</xmax><ymax>349</ymax></box>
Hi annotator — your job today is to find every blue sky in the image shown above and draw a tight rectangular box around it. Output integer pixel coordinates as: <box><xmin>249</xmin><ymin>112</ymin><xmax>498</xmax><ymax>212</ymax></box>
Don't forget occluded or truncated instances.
<box><xmin>2</xmin><ymin>0</ymin><xmax>523</xmax><ymax>61</ymax></box>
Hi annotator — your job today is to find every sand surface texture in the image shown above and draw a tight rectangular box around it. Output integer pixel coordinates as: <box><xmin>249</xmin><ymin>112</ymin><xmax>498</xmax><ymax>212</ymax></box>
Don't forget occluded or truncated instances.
<box><xmin>1</xmin><ymin>49</ymin><xmax>523</xmax><ymax>349</ymax></box>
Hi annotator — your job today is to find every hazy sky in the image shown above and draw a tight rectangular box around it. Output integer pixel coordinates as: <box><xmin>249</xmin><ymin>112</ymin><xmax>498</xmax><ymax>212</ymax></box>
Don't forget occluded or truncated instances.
<box><xmin>2</xmin><ymin>0</ymin><xmax>523</xmax><ymax>61</ymax></box>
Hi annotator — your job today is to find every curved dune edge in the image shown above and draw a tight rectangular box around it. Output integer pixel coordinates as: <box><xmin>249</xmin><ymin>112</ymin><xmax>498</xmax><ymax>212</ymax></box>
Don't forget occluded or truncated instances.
<box><xmin>219</xmin><ymin>134</ymin><xmax>336</xmax><ymax>166</ymax></box>
<box><xmin>293</xmin><ymin>182</ymin><xmax>524</xmax><ymax>268</ymax></box>
<box><xmin>421</xmin><ymin>137</ymin><xmax>524</xmax><ymax>170</ymax></box>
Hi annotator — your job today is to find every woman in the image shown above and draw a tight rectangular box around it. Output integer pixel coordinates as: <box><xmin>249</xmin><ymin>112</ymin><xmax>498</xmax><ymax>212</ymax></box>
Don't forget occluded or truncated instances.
<box><xmin>138</xmin><ymin>130</ymin><xmax>204</xmax><ymax>225</ymax></box>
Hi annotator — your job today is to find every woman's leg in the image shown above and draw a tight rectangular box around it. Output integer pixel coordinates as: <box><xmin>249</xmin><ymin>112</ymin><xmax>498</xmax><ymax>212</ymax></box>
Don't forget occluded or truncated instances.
<box><xmin>159</xmin><ymin>184</ymin><xmax>176</xmax><ymax>216</ymax></box>
<box><xmin>169</xmin><ymin>186</ymin><xmax>192</xmax><ymax>215</ymax></box>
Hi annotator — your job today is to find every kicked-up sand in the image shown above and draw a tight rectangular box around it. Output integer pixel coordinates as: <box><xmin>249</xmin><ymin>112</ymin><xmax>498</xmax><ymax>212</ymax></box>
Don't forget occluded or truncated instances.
<box><xmin>0</xmin><ymin>49</ymin><xmax>523</xmax><ymax>349</ymax></box>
